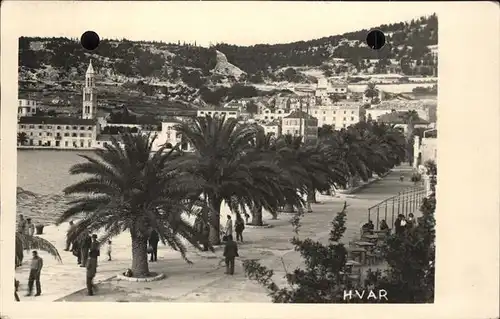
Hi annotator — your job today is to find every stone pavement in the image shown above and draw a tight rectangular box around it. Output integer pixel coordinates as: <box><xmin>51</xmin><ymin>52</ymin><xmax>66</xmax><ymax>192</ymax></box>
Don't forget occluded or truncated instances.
<box><xmin>54</xmin><ymin>165</ymin><xmax>415</xmax><ymax>302</ymax></box>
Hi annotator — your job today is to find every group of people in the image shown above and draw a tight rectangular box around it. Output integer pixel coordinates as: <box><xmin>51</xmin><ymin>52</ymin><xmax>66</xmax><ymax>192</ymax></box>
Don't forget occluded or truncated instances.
<box><xmin>394</xmin><ymin>213</ymin><xmax>416</xmax><ymax>235</ymax></box>
<box><xmin>64</xmin><ymin>221</ymin><xmax>102</xmax><ymax>296</ymax></box>
<box><xmin>223</xmin><ymin>214</ymin><xmax>246</xmax><ymax>242</ymax></box>
<box><xmin>17</xmin><ymin>214</ymin><xmax>35</xmax><ymax>236</ymax></box>
<box><xmin>362</xmin><ymin>212</ymin><xmax>417</xmax><ymax>237</ymax></box>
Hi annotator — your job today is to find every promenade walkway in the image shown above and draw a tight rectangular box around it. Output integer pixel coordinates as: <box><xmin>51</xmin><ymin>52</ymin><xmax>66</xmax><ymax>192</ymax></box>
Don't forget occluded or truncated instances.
<box><xmin>15</xmin><ymin>165</ymin><xmax>415</xmax><ymax>302</ymax></box>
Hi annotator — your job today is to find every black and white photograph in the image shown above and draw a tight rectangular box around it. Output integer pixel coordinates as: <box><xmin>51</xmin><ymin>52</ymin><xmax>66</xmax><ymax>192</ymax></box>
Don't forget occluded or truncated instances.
<box><xmin>1</xmin><ymin>2</ymin><xmax>498</xmax><ymax>318</ymax></box>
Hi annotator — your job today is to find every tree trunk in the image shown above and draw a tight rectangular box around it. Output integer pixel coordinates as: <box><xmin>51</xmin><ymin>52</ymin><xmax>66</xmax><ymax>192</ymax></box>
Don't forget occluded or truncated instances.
<box><xmin>284</xmin><ymin>203</ymin><xmax>294</xmax><ymax>213</ymax></box>
<box><xmin>251</xmin><ymin>203</ymin><xmax>264</xmax><ymax>226</ymax></box>
<box><xmin>130</xmin><ymin>231</ymin><xmax>149</xmax><ymax>278</ymax></box>
<box><xmin>307</xmin><ymin>188</ymin><xmax>317</xmax><ymax>204</ymax></box>
<box><xmin>208</xmin><ymin>196</ymin><xmax>222</xmax><ymax>245</ymax></box>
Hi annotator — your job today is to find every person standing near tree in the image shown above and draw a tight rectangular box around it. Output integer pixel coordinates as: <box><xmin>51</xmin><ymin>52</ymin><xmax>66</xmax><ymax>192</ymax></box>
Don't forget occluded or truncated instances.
<box><xmin>148</xmin><ymin>229</ymin><xmax>159</xmax><ymax>262</ymax></box>
<box><xmin>25</xmin><ymin>251</ymin><xmax>43</xmax><ymax>297</ymax></box>
<box><xmin>235</xmin><ymin>215</ymin><xmax>245</xmax><ymax>243</ymax></box>
<box><xmin>80</xmin><ymin>232</ymin><xmax>92</xmax><ymax>268</ymax></box>
<box><xmin>86</xmin><ymin>252</ymin><xmax>98</xmax><ymax>296</ymax></box>
<box><xmin>26</xmin><ymin>218</ymin><xmax>35</xmax><ymax>236</ymax></box>
<box><xmin>64</xmin><ymin>221</ymin><xmax>75</xmax><ymax>251</ymax></box>
<box><xmin>224</xmin><ymin>215</ymin><xmax>233</xmax><ymax>241</ymax></box>
<box><xmin>17</xmin><ymin>214</ymin><xmax>26</xmax><ymax>234</ymax></box>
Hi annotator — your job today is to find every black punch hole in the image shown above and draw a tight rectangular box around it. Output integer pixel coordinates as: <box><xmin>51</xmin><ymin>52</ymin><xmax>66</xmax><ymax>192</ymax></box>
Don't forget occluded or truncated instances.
<box><xmin>366</xmin><ymin>30</ymin><xmax>386</xmax><ymax>50</ymax></box>
<box><xmin>80</xmin><ymin>31</ymin><xmax>100</xmax><ymax>51</ymax></box>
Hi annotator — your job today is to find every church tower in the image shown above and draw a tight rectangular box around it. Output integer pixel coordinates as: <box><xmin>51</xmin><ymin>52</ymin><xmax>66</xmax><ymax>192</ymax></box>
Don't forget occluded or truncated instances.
<box><xmin>82</xmin><ymin>60</ymin><xmax>96</xmax><ymax>119</ymax></box>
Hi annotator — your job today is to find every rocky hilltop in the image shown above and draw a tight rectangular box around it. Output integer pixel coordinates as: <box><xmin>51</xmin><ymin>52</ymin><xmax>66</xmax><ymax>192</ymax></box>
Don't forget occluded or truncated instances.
<box><xmin>212</xmin><ymin>50</ymin><xmax>246</xmax><ymax>80</ymax></box>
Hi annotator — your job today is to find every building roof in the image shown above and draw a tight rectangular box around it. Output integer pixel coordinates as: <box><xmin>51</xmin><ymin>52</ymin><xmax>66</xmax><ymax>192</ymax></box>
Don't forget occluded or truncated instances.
<box><xmin>18</xmin><ymin>116</ymin><xmax>97</xmax><ymax>126</ymax></box>
<box><xmin>283</xmin><ymin>110</ymin><xmax>317</xmax><ymax>120</ymax></box>
<box><xmin>377</xmin><ymin>111</ymin><xmax>429</xmax><ymax>125</ymax></box>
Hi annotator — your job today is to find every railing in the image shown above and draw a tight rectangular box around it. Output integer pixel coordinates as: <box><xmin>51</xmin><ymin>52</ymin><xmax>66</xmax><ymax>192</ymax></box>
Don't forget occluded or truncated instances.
<box><xmin>367</xmin><ymin>186</ymin><xmax>427</xmax><ymax>231</ymax></box>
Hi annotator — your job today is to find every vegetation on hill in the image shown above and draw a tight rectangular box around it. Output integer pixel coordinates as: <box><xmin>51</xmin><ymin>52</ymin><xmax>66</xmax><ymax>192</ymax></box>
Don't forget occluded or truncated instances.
<box><xmin>18</xmin><ymin>13</ymin><xmax>437</xmax><ymax>109</ymax></box>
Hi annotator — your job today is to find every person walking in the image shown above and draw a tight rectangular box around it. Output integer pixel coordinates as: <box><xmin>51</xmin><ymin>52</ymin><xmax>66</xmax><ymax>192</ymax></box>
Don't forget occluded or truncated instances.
<box><xmin>26</xmin><ymin>218</ymin><xmax>35</xmax><ymax>236</ymax></box>
<box><xmin>64</xmin><ymin>221</ymin><xmax>75</xmax><ymax>251</ymax></box>
<box><xmin>25</xmin><ymin>251</ymin><xmax>43</xmax><ymax>297</ymax></box>
<box><xmin>235</xmin><ymin>215</ymin><xmax>245</xmax><ymax>243</ymax></box>
<box><xmin>86</xmin><ymin>254</ymin><xmax>98</xmax><ymax>296</ymax></box>
<box><xmin>17</xmin><ymin>214</ymin><xmax>26</xmax><ymax>234</ymax></box>
<box><xmin>148</xmin><ymin>229</ymin><xmax>159</xmax><ymax>262</ymax></box>
<box><xmin>80</xmin><ymin>233</ymin><xmax>92</xmax><ymax>268</ymax></box>
<box><xmin>106</xmin><ymin>240</ymin><xmax>112</xmax><ymax>261</ymax></box>
<box><xmin>223</xmin><ymin>237</ymin><xmax>239</xmax><ymax>275</ymax></box>
<box><xmin>224</xmin><ymin>215</ymin><xmax>233</xmax><ymax>241</ymax></box>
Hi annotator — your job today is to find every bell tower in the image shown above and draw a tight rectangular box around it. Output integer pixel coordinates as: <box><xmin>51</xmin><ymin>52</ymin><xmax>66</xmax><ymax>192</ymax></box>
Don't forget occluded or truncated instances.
<box><xmin>82</xmin><ymin>60</ymin><xmax>96</xmax><ymax>119</ymax></box>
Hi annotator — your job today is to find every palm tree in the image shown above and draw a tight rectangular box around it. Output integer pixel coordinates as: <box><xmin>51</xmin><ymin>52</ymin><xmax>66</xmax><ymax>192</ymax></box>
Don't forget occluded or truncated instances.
<box><xmin>15</xmin><ymin>232</ymin><xmax>62</xmax><ymax>268</ymax></box>
<box><xmin>248</xmin><ymin>129</ymin><xmax>307</xmax><ymax>224</ymax></box>
<box><xmin>274</xmin><ymin>134</ymin><xmax>346</xmax><ymax>213</ymax></box>
<box><xmin>56</xmin><ymin>132</ymin><xmax>203</xmax><ymax>278</ymax></box>
<box><xmin>176</xmin><ymin>116</ymin><xmax>303</xmax><ymax>243</ymax></box>
<box><xmin>17</xmin><ymin>132</ymin><xmax>28</xmax><ymax>146</ymax></box>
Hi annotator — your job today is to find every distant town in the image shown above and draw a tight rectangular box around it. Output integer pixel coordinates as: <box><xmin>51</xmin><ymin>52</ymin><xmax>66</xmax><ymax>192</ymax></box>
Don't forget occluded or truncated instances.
<box><xmin>17</xmin><ymin>59</ymin><xmax>436</xmax><ymax>161</ymax></box>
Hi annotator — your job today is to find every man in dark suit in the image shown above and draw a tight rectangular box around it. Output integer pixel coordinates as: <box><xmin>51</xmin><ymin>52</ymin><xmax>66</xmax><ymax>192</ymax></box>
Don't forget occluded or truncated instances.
<box><xmin>223</xmin><ymin>237</ymin><xmax>239</xmax><ymax>275</ymax></box>
<box><xmin>80</xmin><ymin>233</ymin><xmax>92</xmax><ymax>268</ymax></box>
<box><xmin>148</xmin><ymin>229</ymin><xmax>159</xmax><ymax>262</ymax></box>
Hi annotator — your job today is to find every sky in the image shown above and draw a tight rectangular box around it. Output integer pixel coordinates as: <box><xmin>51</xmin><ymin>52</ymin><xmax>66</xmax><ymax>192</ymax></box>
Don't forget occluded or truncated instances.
<box><xmin>2</xmin><ymin>1</ymin><xmax>437</xmax><ymax>47</ymax></box>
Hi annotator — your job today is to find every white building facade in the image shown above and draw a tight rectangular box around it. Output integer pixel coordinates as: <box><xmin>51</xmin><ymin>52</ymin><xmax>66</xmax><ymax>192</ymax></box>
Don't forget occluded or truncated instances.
<box><xmin>18</xmin><ymin>99</ymin><xmax>38</xmax><ymax>118</ymax></box>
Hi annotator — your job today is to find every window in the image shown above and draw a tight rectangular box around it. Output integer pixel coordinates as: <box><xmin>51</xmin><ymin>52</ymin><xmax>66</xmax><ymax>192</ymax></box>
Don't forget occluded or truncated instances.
<box><xmin>65</xmin><ymin>141</ymin><xmax>68</xmax><ymax>147</ymax></box>
<box><xmin>351</xmin><ymin>111</ymin><xmax>355</xmax><ymax>114</ymax></box>
<box><xmin>80</xmin><ymin>127</ymin><xmax>85</xmax><ymax>130</ymax></box>
<box><xmin>56</xmin><ymin>133</ymin><xmax>61</xmax><ymax>137</ymax></box>
<box><xmin>88</xmin><ymin>126</ymin><xmax>92</xmax><ymax>130</ymax></box>
<box><xmin>72</xmin><ymin>133</ymin><xmax>77</xmax><ymax>137</ymax></box>
<box><xmin>29</xmin><ymin>125</ymin><xmax>34</xmax><ymax>129</ymax></box>
<box><xmin>47</xmin><ymin>132</ymin><xmax>52</xmax><ymax>136</ymax></box>
<box><xmin>323</xmin><ymin>111</ymin><xmax>326</xmax><ymax>114</ymax></box>
<box><xmin>64</xmin><ymin>133</ymin><xmax>69</xmax><ymax>137</ymax></box>
<box><xmin>48</xmin><ymin>126</ymin><xmax>52</xmax><ymax>129</ymax></box>
<box><xmin>57</xmin><ymin>126</ymin><xmax>61</xmax><ymax>129</ymax></box>
<box><xmin>343</xmin><ymin>124</ymin><xmax>347</xmax><ymax>128</ymax></box>
<box><xmin>38</xmin><ymin>133</ymin><xmax>42</xmax><ymax>136</ymax></box>
<box><xmin>344</xmin><ymin>111</ymin><xmax>346</xmax><ymax>114</ymax></box>
<box><xmin>80</xmin><ymin>141</ymin><xmax>84</xmax><ymax>147</ymax></box>
<box><xmin>333</xmin><ymin>111</ymin><xmax>336</xmax><ymax>115</ymax></box>
<box><xmin>351</xmin><ymin>117</ymin><xmax>354</xmax><ymax>121</ymax></box>
<box><xmin>332</xmin><ymin>117</ymin><xmax>336</xmax><ymax>121</ymax></box>
<box><xmin>72</xmin><ymin>126</ymin><xmax>77</xmax><ymax>130</ymax></box>
<box><xmin>38</xmin><ymin>125</ymin><xmax>42</xmax><ymax>129</ymax></box>
<box><xmin>343</xmin><ymin>117</ymin><xmax>346</xmax><ymax>121</ymax></box>
<box><xmin>294</xmin><ymin>130</ymin><xmax>299</xmax><ymax>135</ymax></box>
<box><xmin>80</xmin><ymin>133</ymin><xmax>85</xmax><ymax>137</ymax></box>
<box><xmin>66</xmin><ymin>126</ymin><xmax>70</xmax><ymax>130</ymax></box>
<box><xmin>30</xmin><ymin>132</ymin><xmax>33</xmax><ymax>136</ymax></box>
<box><xmin>20</xmin><ymin>125</ymin><xmax>25</xmax><ymax>129</ymax></box>
<box><xmin>88</xmin><ymin>141</ymin><xmax>92</xmax><ymax>147</ymax></box>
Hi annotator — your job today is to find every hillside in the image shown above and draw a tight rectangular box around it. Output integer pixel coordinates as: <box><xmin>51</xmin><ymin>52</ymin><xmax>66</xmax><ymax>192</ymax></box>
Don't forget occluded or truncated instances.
<box><xmin>18</xmin><ymin>13</ymin><xmax>437</xmax><ymax>113</ymax></box>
